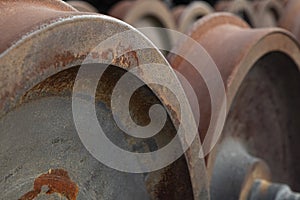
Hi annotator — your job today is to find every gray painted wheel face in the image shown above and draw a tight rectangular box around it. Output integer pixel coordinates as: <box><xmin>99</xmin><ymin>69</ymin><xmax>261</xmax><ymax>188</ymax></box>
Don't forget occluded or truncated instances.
<box><xmin>0</xmin><ymin>65</ymin><xmax>194</xmax><ymax>200</ymax></box>
<box><xmin>0</xmin><ymin>97</ymin><xmax>150</xmax><ymax>200</ymax></box>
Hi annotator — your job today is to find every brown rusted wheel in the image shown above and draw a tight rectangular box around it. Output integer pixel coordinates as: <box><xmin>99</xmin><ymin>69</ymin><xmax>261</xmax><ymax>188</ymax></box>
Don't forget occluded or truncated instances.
<box><xmin>215</xmin><ymin>0</ymin><xmax>256</xmax><ymax>27</ymax></box>
<box><xmin>172</xmin><ymin>1</ymin><xmax>213</xmax><ymax>33</ymax></box>
<box><xmin>109</xmin><ymin>0</ymin><xmax>176</xmax><ymax>51</ymax></box>
<box><xmin>279</xmin><ymin>0</ymin><xmax>300</xmax><ymax>42</ymax></box>
<box><xmin>168</xmin><ymin>13</ymin><xmax>300</xmax><ymax>200</ymax></box>
<box><xmin>0</xmin><ymin>0</ymin><xmax>208</xmax><ymax>199</ymax></box>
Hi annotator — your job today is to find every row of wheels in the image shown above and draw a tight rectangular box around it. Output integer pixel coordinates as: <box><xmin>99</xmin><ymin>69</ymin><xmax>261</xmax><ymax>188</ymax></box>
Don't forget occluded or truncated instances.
<box><xmin>0</xmin><ymin>0</ymin><xmax>299</xmax><ymax>199</ymax></box>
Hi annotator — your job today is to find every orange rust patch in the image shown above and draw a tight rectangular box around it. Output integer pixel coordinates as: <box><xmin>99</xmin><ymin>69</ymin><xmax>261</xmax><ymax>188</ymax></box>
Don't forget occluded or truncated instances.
<box><xmin>258</xmin><ymin>179</ymin><xmax>272</xmax><ymax>194</ymax></box>
<box><xmin>19</xmin><ymin>169</ymin><xmax>78</xmax><ymax>200</ymax></box>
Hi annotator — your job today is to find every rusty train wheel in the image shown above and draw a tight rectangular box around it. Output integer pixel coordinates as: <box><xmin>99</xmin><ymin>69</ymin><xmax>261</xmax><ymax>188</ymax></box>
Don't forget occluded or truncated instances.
<box><xmin>168</xmin><ymin>13</ymin><xmax>300</xmax><ymax>200</ymax></box>
<box><xmin>173</xmin><ymin>1</ymin><xmax>214</xmax><ymax>33</ymax></box>
<box><xmin>0</xmin><ymin>0</ymin><xmax>208</xmax><ymax>199</ymax></box>
<box><xmin>109</xmin><ymin>0</ymin><xmax>176</xmax><ymax>51</ymax></box>
<box><xmin>215</xmin><ymin>0</ymin><xmax>256</xmax><ymax>27</ymax></box>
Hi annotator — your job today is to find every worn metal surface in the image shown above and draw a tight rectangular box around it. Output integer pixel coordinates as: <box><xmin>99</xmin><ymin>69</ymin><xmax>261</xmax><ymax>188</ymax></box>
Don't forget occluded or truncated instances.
<box><xmin>0</xmin><ymin>0</ymin><xmax>77</xmax><ymax>54</ymax></box>
<box><xmin>173</xmin><ymin>1</ymin><xmax>213</xmax><ymax>33</ymax></box>
<box><xmin>211</xmin><ymin>138</ymin><xmax>300</xmax><ymax>200</ymax></box>
<box><xmin>215</xmin><ymin>0</ymin><xmax>256</xmax><ymax>27</ymax></box>
<box><xmin>210</xmin><ymin>139</ymin><xmax>271</xmax><ymax>200</ymax></box>
<box><xmin>279</xmin><ymin>0</ymin><xmax>300</xmax><ymax>42</ymax></box>
<box><xmin>168</xmin><ymin>12</ymin><xmax>300</xmax><ymax>199</ymax></box>
<box><xmin>0</xmin><ymin>0</ymin><xmax>208</xmax><ymax>199</ymax></box>
<box><xmin>109</xmin><ymin>0</ymin><xmax>176</xmax><ymax>51</ymax></box>
<box><xmin>249</xmin><ymin>180</ymin><xmax>300</xmax><ymax>200</ymax></box>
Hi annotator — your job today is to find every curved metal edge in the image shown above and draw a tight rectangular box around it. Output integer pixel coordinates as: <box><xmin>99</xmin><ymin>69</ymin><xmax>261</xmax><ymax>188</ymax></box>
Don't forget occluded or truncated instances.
<box><xmin>186</xmin><ymin>12</ymin><xmax>250</xmax><ymax>41</ymax></box>
<box><xmin>225</xmin><ymin>31</ymin><xmax>300</xmax><ymax>107</ymax></box>
<box><xmin>109</xmin><ymin>0</ymin><xmax>176</xmax><ymax>30</ymax></box>
<box><xmin>253</xmin><ymin>0</ymin><xmax>284</xmax><ymax>27</ymax></box>
<box><xmin>0</xmin><ymin>0</ymin><xmax>80</xmax><ymax>53</ymax></box>
<box><xmin>279</xmin><ymin>0</ymin><xmax>300</xmax><ymax>42</ymax></box>
<box><xmin>0</xmin><ymin>0</ymin><xmax>77</xmax><ymax>11</ymax></box>
<box><xmin>214</xmin><ymin>0</ymin><xmax>256</xmax><ymax>27</ymax></box>
<box><xmin>183</xmin><ymin>13</ymin><xmax>300</xmax><ymax>107</ymax></box>
<box><xmin>176</xmin><ymin>1</ymin><xmax>214</xmax><ymax>33</ymax></box>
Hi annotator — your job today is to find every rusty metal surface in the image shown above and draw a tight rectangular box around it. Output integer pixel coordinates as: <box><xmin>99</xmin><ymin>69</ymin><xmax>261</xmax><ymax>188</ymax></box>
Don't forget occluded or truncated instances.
<box><xmin>1</xmin><ymin>0</ymin><xmax>299</xmax><ymax>199</ymax></box>
<box><xmin>279</xmin><ymin>0</ymin><xmax>300</xmax><ymax>42</ymax></box>
<box><xmin>173</xmin><ymin>1</ymin><xmax>214</xmax><ymax>33</ymax></box>
<box><xmin>20</xmin><ymin>169</ymin><xmax>79</xmax><ymax>200</ymax></box>
<box><xmin>109</xmin><ymin>0</ymin><xmax>176</xmax><ymax>50</ymax></box>
<box><xmin>0</xmin><ymin>0</ymin><xmax>78</xmax><ymax>54</ymax></box>
<box><xmin>0</xmin><ymin>0</ymin><xmax>208</xmax><ymax>199</ymax></box>
<box><xmin>215</xmin><ymin>0</ymin><xmax>256</xmax><ymax>27</ymax></box>
<box><xmin>172</xmin><ymin>5</ymin><xmax>186</xmax><ymax>28</ymax></box>
<box><xmin>168</xmin><ymin>12</ymin><xmax>300</xmax><ymax>199</ymax></box>
<box><xmin>169</xmin><ymin>13</ymin><xmax>249</xmax><ymax>143</ymax></box>
<box><xmin>109</xmin><ymin>0</ymin><xmax>176</xmax><ymax>29</ymax></box>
